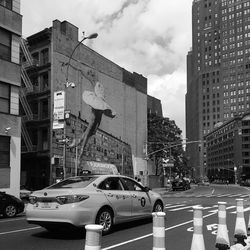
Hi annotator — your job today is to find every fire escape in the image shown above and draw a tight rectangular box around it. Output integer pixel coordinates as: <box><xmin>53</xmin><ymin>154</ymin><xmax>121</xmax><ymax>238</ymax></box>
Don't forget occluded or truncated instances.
<box><xmin>20</xmin><ymin>37</ymin><xmax>36</xmax><ymax>152</ymax></box>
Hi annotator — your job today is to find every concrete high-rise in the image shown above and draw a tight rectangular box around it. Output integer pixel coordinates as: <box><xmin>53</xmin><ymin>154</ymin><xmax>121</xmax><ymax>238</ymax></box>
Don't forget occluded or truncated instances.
<box><xmin>186</xmin><ymin>0</ymin><xmax>250</xmax><ymax>178</ymax></box>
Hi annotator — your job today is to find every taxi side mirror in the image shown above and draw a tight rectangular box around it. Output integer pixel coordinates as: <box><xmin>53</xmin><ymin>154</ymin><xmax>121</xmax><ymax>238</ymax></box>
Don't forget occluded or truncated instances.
<box><xmin>143</xmin><ymin>186</ymin><xmax>151</xmax><ymax>192</ymax></box>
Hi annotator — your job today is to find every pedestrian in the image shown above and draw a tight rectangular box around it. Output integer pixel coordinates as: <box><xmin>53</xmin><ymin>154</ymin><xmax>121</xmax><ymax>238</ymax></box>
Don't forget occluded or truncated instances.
<box><xmin>226</xmin><ymin>179</ymin><xmax>229</xmax><ymax>186</ymax></box>
<box><xmin>137</xmin><ymin>178</ymin><xmax>143</xmax><ymax>186</ymax></box>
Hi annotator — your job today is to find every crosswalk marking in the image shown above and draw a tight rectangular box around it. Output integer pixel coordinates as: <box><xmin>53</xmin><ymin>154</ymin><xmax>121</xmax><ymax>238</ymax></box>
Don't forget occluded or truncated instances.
<box><xmin>168</xmin><ymin>205</ymin><xmax>194</xmax><ymax>211</ymax></box>
<box><xmin>164</xmin><ymin>204</ymin><xmax>185</xmax><ymax>209</ymax></box>
<box><xmin>164</xmin><ymin>193</ymin><xmax>249</xmax><ymax>198</ymax></box>
<box><xmin>230</xmin><ymin>207</ymin><xmax>250</xmax><ymax>214</ymax></box>
<box><xmin>164</xmin><ymin>203</ymin><xmax>240</xmax><ymax>214</ymax></box>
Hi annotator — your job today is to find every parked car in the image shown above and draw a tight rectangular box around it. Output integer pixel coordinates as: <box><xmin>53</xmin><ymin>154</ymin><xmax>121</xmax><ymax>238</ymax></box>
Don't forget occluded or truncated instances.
<box><xmin>172</xmin><ymin>178</ymin><xmax>190</xmax><ymax>191</ymax></box>
<box><xmin>26</xmin><ymin>174</ymin><xmax>164</xmax><ymax>235</ymax></box>
<box><xmin>0</xmin><ymin>192</ymin><xmax>25</xmax><ymax>218</ymax></box>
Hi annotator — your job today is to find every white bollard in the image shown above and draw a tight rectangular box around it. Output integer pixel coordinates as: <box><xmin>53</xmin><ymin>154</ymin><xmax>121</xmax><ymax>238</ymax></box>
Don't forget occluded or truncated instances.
<box><xmin>216</xmin><ymin>201</ymin><xmax>230</xmax><ymax>250</ymax></box>
<box><xmin>84</xmin><ymin>224</ymin><xmax>103</xmax><ymax>250</ymax></box>
<box><xmin>191</xmin><ymin>206</ymin><xmax>205</xmax><ymax>250</ymax></box>
<box><xmin>234</xmin><ymin>199</ymin><xmax>247</xmax><ymax>246</ymax></box>
<box><xmin>152</xmin><ymin>212</ymin><xmax>166</xmax><ymax>250</ymax></box>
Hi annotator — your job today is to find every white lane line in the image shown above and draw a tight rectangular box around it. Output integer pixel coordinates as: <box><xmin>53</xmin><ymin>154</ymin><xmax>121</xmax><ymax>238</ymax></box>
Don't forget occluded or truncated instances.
<box><xmin>239</xmin><ymin>195</ymin><xmax>250</xmax><ymax>198</ymax></box>
<box><xmin>228</xmin><ymin>194</ymin><xmax>242</xmax><ymax>197</ymax></box>
<box><xmin>168</xmin><ymin>205</ymin><xmax>194</xmax><ymax>211</ymax></box>
<box><xmin>164</xmin><ymin>204</ymin><xmax>185</xmax><ymax>209</ymax></box>
<box><xmin>0</xmin><ymin>217</ymin><xmax>26</xmax><ymax>223</ymax></box>
<box><xmin>102</xmin><ymin>211</ymin><xmax>217</xmax><ymax>250</ymax></box>
<box><xmin>217</xmin><ymin>194</ymin><xmax>230</xmax><ymax>197</ymax></box>
<box><xmin>0</xmin><ymin>226</ymin><xmax>41</xmax><ymax>236</ymax></box>
<box><xmin>207</xmin><ymin>205</ymin><xmax>236</xmax><ymax>213</ymax></box>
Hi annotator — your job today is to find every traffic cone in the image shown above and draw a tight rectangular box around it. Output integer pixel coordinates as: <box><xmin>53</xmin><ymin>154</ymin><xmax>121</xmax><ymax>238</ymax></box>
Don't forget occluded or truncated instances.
<box><xmin>234</xmin><ymin>199</ymin><xmax>247</xmax><ymax>246</ymax></box>
<box><xmin>152</xmin><ymin>212</ymin><xmax>166</xmax><ymax>250</ymax></box>
<box><xmin>247</xmin><ymin>207</ymin><xmax>250</xmax><ymax>237</ymax></box>
<box><xmin>84</xmin><ymin>224</ymin><xmax>103</xmax><ymax>250</ymax></box>
<box><xmin>191</xmin><ymin>206</ymin><xmax>205</xmax><ymax>250</ymax></box>
<box><xmin>216</xmin><ymin>201</ymin><xmax>230</xmax><ymax>250</ymax></box>
<box><xmin>230</xmin><ymin>243</ymin><xmax>246</xmax><ymax>250</ymax></box>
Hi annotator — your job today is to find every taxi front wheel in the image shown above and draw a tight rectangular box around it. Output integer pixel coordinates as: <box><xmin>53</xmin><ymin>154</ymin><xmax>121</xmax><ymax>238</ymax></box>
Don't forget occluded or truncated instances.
<box><xmin>95</xmin><ymin>208</ymin><xmax>113</xmax><ymax>235</ymax></box>
<box><xmin>153</xmin><ymin>201</ymin><xmax>164</xmax><ymax>212</ymax></box>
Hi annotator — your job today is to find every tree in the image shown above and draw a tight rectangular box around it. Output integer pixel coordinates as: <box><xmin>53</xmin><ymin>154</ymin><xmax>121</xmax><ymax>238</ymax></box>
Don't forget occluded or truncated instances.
<box><xmin>147</xmin><ymin>113</ymin><xmax>187</xmax><ymax>176</ymax></box>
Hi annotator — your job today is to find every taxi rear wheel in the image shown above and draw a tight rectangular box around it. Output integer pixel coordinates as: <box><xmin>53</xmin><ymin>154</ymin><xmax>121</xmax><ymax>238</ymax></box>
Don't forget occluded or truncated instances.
<box><xmin>95</xmin><ymin>208</ymin><xmax>113</xmax><ymax>235</ymax></box>
<box><xmin>153</xmin><ymin>201</ymin><xmax>164</xmax><ymax>212</ymax></box>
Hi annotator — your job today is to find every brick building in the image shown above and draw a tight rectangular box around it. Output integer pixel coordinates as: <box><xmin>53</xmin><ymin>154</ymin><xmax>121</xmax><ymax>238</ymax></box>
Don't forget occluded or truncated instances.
<box><xmin>20</xmin><ymin>20</ymin><xmax>148</xmax><ymax>190</ymax></box>
<box><xmin>205</xmin><ymin>112</ymin><xmax>250</xmax><ymax>184</ymax></box>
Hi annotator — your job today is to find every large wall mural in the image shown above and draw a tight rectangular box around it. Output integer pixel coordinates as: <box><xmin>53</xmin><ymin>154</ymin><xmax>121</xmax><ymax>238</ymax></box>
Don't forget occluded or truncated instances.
<box><xmin>52</xmin><ymin>69</ymin><xmax>133</xmax><ymax>181</ymax></box>
<box><xmin>69</xmin><ymin>70</ymin><xmax>116</xmax><ymax>167</ymax></box>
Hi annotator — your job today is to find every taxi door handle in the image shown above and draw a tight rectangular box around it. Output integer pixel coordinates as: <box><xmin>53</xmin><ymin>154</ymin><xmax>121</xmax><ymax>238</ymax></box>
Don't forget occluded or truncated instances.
<box><xmin>132</xmin><ymin>194</ymin><xmax>137</xmax><ymax>198</ymax></box>
<box><xmin>107</xmin><ymin>193</ymin><xmax>114</xmax><ymax>197</ymax></box>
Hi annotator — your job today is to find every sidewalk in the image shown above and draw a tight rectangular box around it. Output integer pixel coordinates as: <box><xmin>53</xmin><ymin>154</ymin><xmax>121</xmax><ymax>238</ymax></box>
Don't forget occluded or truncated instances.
<box><xmin>152</xmin><ymin>187</ymin><xmax>171</xmax><ymax>196</ymax></box>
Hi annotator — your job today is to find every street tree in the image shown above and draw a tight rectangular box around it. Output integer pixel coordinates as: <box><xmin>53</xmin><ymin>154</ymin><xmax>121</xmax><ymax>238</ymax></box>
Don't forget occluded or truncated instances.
<box><xmin>147</xmin><ymin>113</ymin><xmax>188</xmax><ymax>176</ymax></box>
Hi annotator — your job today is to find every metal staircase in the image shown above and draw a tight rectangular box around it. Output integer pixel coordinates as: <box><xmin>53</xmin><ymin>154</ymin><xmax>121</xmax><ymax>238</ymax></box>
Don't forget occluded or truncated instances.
<box><xmin>20</xmin><ymin>38</ymin><xmax>33</xmax><ymax>67</ymax></box>
<box><xmin>21</xmin><ymin>119</ymin><xmax>33</xmax><ymax>152</ymax></box>
<box><xmin>20</xmin><ymin>37</ymin><xmax>36</xmax><ymax>152</ymax></box>
<box><xmin>21</xmin><ymin>66</ymin><xmax>33</xmax><ymax>92</ymax></box>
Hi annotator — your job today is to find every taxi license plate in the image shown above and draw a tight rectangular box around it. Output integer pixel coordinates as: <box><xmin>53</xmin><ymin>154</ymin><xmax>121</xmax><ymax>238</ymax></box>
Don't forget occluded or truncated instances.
<box><xmin>40</xmin><ymin>202</ymin><xmax>52</xmax><ymax>209</ymax></box>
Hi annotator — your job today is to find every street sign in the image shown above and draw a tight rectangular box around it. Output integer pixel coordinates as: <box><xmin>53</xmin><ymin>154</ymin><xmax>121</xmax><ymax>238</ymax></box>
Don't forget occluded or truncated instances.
<box><xmin>163</xmin><ymin>163</ymin><xmax>174</xmax><ymax>168</ymax></box>
<box><xmin>53</xmin><ymin>91</ymin><xmax>65</xmax><ymax>129</ymax></box>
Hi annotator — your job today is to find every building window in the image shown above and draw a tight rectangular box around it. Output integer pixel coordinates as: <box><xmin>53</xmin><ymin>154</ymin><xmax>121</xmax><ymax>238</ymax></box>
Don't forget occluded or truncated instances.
<box><xmin>0</xmin><ymin>28</ymin><xmax>11</xmax><ymax>61</ymax></box>
<box><xmin>0</xmin><ymin>82</ymin><xmax>10</xmax><ymax>113</ymax></box>
<box><xmin>0</xmin><ymin>136</ymin><xmax>10</xmax><ymax>169</ymax></box>
<box><xmin>41</xmin><ymin>48</ymin><xmax>49</xmax><ymax>65</ymax></box>
<box><xmin>41</xmin><ymin>72</ymin><xmax>49</xmax><ymax>90</ymax></box>
<box><xmin>0</xmin><ymin>0</ymin><xmax>12</xmax><ymax>10</ymax></box>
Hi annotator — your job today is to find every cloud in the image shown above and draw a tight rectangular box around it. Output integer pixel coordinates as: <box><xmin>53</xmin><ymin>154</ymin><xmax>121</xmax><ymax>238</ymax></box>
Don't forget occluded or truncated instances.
<box><xmin>21</xmin><ymin>0</ymin><xmax>192</xmax><ymax>136</ymax></box>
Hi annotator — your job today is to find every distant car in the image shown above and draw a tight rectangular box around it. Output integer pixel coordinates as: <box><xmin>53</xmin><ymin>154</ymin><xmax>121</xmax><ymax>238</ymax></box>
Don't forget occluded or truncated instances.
<box><xmin>172</xmin><ymin>179</ymin><xmax>190</xmax><ymax>191</ymax></box>
<box><xmin>26</xmin><ymin>174</ymin><xmax>164</xmax><ymax>235</ymax></box>
<box><xmin>20</xmin><ymin>186</ymin><xmax>32</xmax><ymax>202</ymax></box>
<box><xmin>0</xmin><ymin>192</ymin><xmax>25</xmax><ymax>218</ymax></box>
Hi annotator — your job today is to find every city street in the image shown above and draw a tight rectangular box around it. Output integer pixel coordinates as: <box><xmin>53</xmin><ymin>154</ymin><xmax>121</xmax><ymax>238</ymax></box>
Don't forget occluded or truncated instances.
<box><xmin>0</xmin><ymin>184</ymin><xmax>250</xmax><ymax>250</ymax></box>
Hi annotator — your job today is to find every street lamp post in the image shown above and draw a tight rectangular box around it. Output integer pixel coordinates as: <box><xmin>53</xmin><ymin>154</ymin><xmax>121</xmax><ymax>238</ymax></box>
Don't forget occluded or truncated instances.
<box><xmin>62</xmin><ymin>32</ymin><xmax>98</xmax><ymax>179</ymax></box>
<box><xmin>227</xmin><ymin>159</ymin><xmax>237</xmax><ymax>184</ymax></box>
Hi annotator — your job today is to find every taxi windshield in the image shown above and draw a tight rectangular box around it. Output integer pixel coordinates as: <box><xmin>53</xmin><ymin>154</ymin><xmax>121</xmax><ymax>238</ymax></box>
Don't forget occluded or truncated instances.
<box><xmin>48</xmin><ymin>176</ymin><xmax>97</xmax><ymax>189</ymax></box>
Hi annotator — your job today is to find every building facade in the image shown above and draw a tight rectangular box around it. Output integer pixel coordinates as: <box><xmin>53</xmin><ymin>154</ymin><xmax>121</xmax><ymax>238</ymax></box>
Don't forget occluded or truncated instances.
<box><xmin>0</xmin><ymin>0</ymin><xmax>22</xmax><ymax>196</ymax></box>
<box><xmin>147</xmin><ymin>95</ymin><xmax>163</xmax><ymax>117</ymax></box>
<box><xmin>186</xmin><ymin>0</ymin><xmax>250</xmax><ymax>178</ymax></box>
<box><xmin>20</xmin><ymin>20</ymin><xmax>148</xmax><ymax>190</ymax></box>
<box><xmin>205</xmin><ymin>112</ymin><xmax>250</xmax><ymax>184</ymax></box>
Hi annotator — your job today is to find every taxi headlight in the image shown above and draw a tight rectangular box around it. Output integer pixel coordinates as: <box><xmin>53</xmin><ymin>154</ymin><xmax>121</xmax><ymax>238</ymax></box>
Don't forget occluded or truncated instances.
<box><xmin>56</xmin><ymin>195</ymin><xmax>89</xmax><ymax>204</ymax></box>
<box><xmin>29</xmin><ymin>196</ymin><xmax>38</xmax><ymax>204</ymax></box>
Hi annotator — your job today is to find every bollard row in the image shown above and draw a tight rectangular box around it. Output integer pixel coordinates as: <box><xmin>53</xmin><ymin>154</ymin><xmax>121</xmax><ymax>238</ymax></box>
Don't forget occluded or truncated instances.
<box><xmin>83</xmin><ymin>198</ymin><xmax>250</xmax><ymax>250</ymax></box>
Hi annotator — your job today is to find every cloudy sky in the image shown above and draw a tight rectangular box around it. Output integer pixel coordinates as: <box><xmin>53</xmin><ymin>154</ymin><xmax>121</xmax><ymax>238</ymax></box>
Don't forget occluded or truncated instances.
<box><xmin>21</xmin><ymin>0</ymin><xmax>193</xmax><ymax>136</ymax></box>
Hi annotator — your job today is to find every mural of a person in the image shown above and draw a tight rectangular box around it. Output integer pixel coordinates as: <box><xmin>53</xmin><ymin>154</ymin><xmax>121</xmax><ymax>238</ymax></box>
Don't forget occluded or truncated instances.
<box><xmin>69</xmin><ymin>71</ymin><xmax>116</xmax><ymax>165</ymax></box>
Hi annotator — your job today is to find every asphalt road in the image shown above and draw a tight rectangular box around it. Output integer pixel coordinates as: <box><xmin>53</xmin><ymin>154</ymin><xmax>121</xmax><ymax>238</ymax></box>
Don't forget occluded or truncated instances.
<box><xmin>0</xmin><ymin>184</ymin><xmax>250</xmax><ymax>250</ymax></box>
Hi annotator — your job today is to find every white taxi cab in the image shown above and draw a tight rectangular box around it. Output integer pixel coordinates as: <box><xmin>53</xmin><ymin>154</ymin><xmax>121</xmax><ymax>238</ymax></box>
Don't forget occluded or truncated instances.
<box><xmin>26</xmin><ymin>174</ymin><xmax>164</xmax><ymax>234</ymax></box>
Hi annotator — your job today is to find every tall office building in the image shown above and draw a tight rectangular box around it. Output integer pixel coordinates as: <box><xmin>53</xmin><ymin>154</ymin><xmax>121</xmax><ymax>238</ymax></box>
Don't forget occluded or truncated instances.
<box><xmin>0</xmin><ymin>0</ymin><xmax>22</xmax><ymax>196</ymax></box>
<box><xmin>186</xmin><ymin>0</ymin><xmax>250</xmax><ymax>178</ymax></box>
